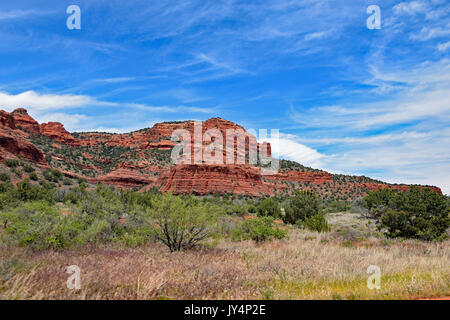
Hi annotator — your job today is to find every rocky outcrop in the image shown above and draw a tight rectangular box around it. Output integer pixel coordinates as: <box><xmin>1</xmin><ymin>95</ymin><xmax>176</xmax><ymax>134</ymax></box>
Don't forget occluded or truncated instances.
<box><xmin>0</xmin><ymin>108</ymin><xmax>444</xmax><ymax>198</ymax></box>
<box><xmin>0</xmin><ymin>111</ymin><xmax>17</xmax><ymax>130</ymax></box>
<box><xmin>0</xmin><ymin>132</ymin><xmax>45</xmax><ymax>164</ymax></box>
<box><xmin>161</xmin><ymin>164</ymin><xmax>272</xmax><ymax>196</ymax></box>
<box><xmin>0</xmin><ymin>109</ymin><xmax>45</xmax><ymax>164</ymax></box>
<box><xmin>90</xmin><ymin>168</ymin><xmax>159</xmax><ymax>188</ymax></box>
<box><xmin>11</xmin><ymin>108</ymin><xmax>40</xmax><ymax>135</ymax></box>
<box><xmin>39</xmin><ymin>122</ymin><xmax>79</xmax><ymax>146</ymax></box>
<box><xmin>269</xmin><ymin>170</ymin><xmax>333</xmax><ymax>184</ymax></box>
<box><xmin>359</xmin><ymin>182</ymin><xmax>443</xmax><ymax>194</ymax></box>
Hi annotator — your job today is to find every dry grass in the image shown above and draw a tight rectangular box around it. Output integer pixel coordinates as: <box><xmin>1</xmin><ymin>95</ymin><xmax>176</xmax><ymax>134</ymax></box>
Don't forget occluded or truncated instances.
<box><xmin>0</xmin><ymin>232</ymin><xmax>448</xmax><ymax>300</ymax></box>
<box><xmin>0</xmin><ymin>212</ymin><xmax>448</xmax><ymax>300</ymax></box>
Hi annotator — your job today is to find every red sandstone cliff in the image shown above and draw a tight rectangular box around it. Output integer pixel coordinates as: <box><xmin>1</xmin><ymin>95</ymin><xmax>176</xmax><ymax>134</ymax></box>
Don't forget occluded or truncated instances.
<box><xmin>161</xmin><ymin>164</ymin><xmax>272</xmax><ymax>196</ymax></box>
<box><xmin>11</xmin><ymin>108</ymin><xmax>41</xmax><ymax>135</ymax></box>
<box><xmin>0</xmin><ymin>110</ymin><xmax>45</xmax><ymax>165</ymax></box>
<box><xmin>39</xmin><ymin>122</ymin><xmax>79</xmax><ymax>146</ymax></box>
<box><xmin>0</xmin><ymin>108</ymin><xmax>444</xmax><ymax>197</ymax></box>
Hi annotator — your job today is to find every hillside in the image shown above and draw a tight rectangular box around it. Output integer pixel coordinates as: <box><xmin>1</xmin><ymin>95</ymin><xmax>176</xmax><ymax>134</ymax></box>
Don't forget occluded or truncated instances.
<box><xmin>0</xmin><ymin>108</ymin><xmax>442</xmax><ymax>200</ymax></box>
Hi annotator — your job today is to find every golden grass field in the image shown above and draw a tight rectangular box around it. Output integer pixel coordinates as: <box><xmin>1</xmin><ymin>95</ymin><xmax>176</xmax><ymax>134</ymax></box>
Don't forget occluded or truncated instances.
<box><xmin>0</xmin><ymin>212</ymin><xmax>449</xmax><ymax>300</ymax></box>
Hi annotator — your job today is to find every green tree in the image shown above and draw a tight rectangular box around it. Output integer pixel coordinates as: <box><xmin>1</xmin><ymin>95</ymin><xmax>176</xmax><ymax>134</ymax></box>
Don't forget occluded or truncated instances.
<box><xmin>150</xmin><ymin>193</ymin><xmax>218</xmax><ymax>252</ymax></box>
<box><xmin>365</xmin><ymin>187</ymin><xmax>449</xmax><ymax>241</ymax></box>
<box><xmin>256</xmin><ymin>198</ymin><xmax>282</xmax><ymax>218</ymax></box>
<box><xmin>284</xmin><ymin>190</ymin><xmax>320</xmax><ymax>224</ymax></box>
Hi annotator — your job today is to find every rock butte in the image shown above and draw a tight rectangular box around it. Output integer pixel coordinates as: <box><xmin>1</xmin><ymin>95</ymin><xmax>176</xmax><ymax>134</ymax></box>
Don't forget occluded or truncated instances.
<box><xmin>0</xmin><ymin>108</ymin><xmax>443</xmax><ymax>197</ymax></box>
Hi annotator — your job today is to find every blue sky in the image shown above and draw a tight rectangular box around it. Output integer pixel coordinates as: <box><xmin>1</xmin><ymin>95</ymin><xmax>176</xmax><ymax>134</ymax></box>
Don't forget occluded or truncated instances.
<box><xmin>0</xmin><ymin>0</ymin><xmax>449</xmax><ymax>193</ymax></box>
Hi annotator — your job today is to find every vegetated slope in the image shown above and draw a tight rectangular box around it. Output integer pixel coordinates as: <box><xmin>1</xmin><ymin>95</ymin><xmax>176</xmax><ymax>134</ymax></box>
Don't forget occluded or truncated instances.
<box><xmin>0</xmin><ymin>108</ymin><xmax>442</xmax><ymax>200</ymax></box>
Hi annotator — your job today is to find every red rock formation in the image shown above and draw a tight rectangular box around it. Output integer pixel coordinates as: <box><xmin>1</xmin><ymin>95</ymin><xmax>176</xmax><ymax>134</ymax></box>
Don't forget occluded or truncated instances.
<box><xmin>0</xmin><ymin>109</ymin><xmax>46</xmax><ymax>164</ymax></box>
<box><xmin>11</xmin><ymin>108</ymin><xmax>40</xmax><ymax>135</ymax></box>
<box><xmin>0</xmin><ymin>111</ymin><xmax>16</xmax><ymax>130</ymax></box>
<box><xmin>161</xmin><ymin>164</ymin><xmax>272</xmax><ymax>196</ymax></box>
<box><xmin>40</xmin><ymin>122</ymin><xmax>79</xmax><ymax>146</ymax></box>
<box><xmin>359</xmin><ymin>182</ymin><xmax>442</xmax><ymax>194</ymax></box>
<box><xmin>0</xmin><ymin>108</ymin><xmax>443</xmax><ymax>198</ymax></box>
<box><xmin>148</xmin><ymin>140</ymin><xmax>177</xmax><ymax>150</ymax></box>
<box><xmin>269</xmin><ymin>170</ymin><xmax>333</xmax><ymax>184</ymax></box>
<box><xmin>90</xmin><ymin>168</ymin><xmax>159</xmax><ymax>188</ymax></box>
<box><xmin>0</xmin><ymin>132</ymin><xmax>45</xmax><ymax>164</ymax></box>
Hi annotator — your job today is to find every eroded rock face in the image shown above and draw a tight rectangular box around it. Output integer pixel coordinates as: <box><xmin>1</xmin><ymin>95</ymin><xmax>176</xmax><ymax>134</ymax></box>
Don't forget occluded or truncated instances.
<box><xmin>0</xmin><ymin>111</ymin><xmax>17</xmax><ymax>130</ymax></box>
<box><xmin>0</xmin><ymin>132</ymin><xmax>45</xmax><ymax>164</ymax></box>
<box><xmin>269</xmin><ymin>170</ymin><xmax>333</xmax><ymax>184</ymax></box>
<box><xmin>40</xmin><ymin>122</ymin><xmax>79</xmax><ymax>146</ymax></box>
<box><xmin>161</xmin><ymin>164</ymin><xmax>272</xmax><ymax>196</ymax></box>
<box><xmin>0</xmin><ymin>109</ymin><xmax>45</xmax><ymax>164</ymax></box>
<box><xmin>360</xmin><ymin>182</ymin><xmax>443</xmax><ymax>194</ymax></box>
<box><xmin>0</xmin><ymin>108</ymin><xmax>444</xmax><ymax>198</ymax></box>
<box><xmin>11</xmin><ymin>108</ymin><xmax>40</xmax><ymax>135</ymax></box>
<box><xmin>90</xmin><ymin>168</ymin><xmax>159</xmax><ymax>188</ymax></box>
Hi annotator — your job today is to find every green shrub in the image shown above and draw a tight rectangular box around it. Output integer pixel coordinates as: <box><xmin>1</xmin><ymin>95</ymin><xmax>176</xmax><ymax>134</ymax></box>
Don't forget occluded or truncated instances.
<box><xmin>150</xmin><ymin>193</ymin><xmax>219</xmax><ymax>252</ymax></box>
<box><xmin>4</xmin><ymin>159</ymin><xmax>19</xmax><ymax>168</ymax></box>
<box><xmin>1</xmin><ymin>201</ymin><xmax>72</xmax><ymax>250</ymax></box>
<box><xmin>232</xmin><ymin>216</ymin><xmax>287</xmax><ymax>243</ymax></box>
<box><xmin>284</xmin><ymin>190</ymin><xmax>320</xmax><ymax>224</ymax></box>
<box><xmin>23</xmin><ymin>164</ymin><xmax>35</xmax><ymax>173</ymax></box>
<box><xmin>256</xmin><ymin>198</ymin><xmax>282</xmax><ymax>218</ymax></box>
<box><xmin>43</xmin><ymin>169</ymin><xmax>63</xmax><ymax>182</ymax></box>
<box><xmin>0</xmin><ymin>172</ymin><xmax>10</xmax><ymax>182</ymax></box>
<box><xmin>302</xmin><ymin>214</ymin><xmax>330</xmax><ymax>232</ymax></box>
<box><xmin>325</xmin><ymin>200</ymin><xmax>351</xmax><ymax>213</ymax></box>
<box><xmin>29</xmin><ymin>172</ymin><xmax>38</xmax><ymax>181</ymax></box>
<box><xmin>363</xmin><ymin>188</ymin><xmax>403</xmax><ymax>219</ymax></box>
<box><xmin>365</xmin><ymin>187</ymin><xmax>450</xmax><ymax>241</ymax></box>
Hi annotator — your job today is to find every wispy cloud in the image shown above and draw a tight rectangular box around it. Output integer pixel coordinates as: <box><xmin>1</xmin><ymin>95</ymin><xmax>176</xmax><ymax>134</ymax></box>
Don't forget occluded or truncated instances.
<box><xmin>94</xmin><ymin>77</ymin><xmax>136</xmax><ymax>84</ymax></box>
<box><xmin>261</xmin><ymin>133</ymin><xmax>325</xmax><ymax>169</ymax></box>
<box><xmin>437</xmin><ymin>41</ymin><xmax>450</xmax><ymax>52</ymax></box>
<box><xmin>0</xmin><ymin>9</ymin><xmax>52</xmax><ymax>20</ymax></box>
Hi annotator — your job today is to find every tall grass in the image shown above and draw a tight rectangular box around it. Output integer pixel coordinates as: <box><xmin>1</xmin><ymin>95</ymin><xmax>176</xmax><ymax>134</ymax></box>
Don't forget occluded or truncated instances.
<box><xmin>0</xmin><ymin>230</ymin><xmax>448</xmax><ymax>300</ymax></box>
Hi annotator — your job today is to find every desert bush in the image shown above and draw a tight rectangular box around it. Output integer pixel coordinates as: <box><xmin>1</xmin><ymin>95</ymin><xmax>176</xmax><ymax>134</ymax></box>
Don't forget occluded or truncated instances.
<box><xmin>256</xmin><ymin>198</ymin><xmax>282</xmax><ymax>218</ymax></box>
<box><xmin>284</xmin><ymin>190</ymin><xmax>320</xmax><ymax>224</ymax></box>
<box><xmin>0</xmin><ymin>201</ymin><xmax>76</xmax><ymax>250</ymax></box>
<box><xmin>325</xmin><ymin>200</ymin><xmax>351</xmax><ymax>213</ymax></box>
<box><xmin>363</xmin><ymin>188</ymin><xmax>403</xmax><ymax>219</ymax></box>
<box><xmin>4</xmin><ymin>159</ymin><xmax>19</xmax><ymax>168</ymax></box>
<box><xmin>364</xmin><ymin>187</ymin><xmax>450</xmax><ymax>241</ymax></box>
<box><xmin>232</xmin><ymin>216</ymin><xmax>287</xmax><ymax>243</ymax></box>
<box><xmin>0</xmin><ymin>173</ymin><xmax>10</xmax><ymax>182</ymax></box>
<box><xmin>150</xmin><ymin>193</ymin><xmax>219</xmax><ymax>252</ymax></box>
<box><xmin>43</xmin><ymin>169</ymin><xmax>63</xmax><ymax>182</ymax></box>
<box><xmin>23</xmin><ymin>164</ymin><xmax>35</xmax><ymax>173</ymax></box>
<box><xmin>29</xmin><ymin>172</ymin><xmax>38</xmax><ymax>181</ymax></box>
<box><xmin>302</xmin><ymin>214</ymin><xmax>330</xmax><ymax>232</ymax></box>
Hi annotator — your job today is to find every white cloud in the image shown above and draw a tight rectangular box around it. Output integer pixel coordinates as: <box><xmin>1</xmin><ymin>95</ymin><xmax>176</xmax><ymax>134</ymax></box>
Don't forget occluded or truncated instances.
<box><xmin>0</xmin><ymin>90</ymin><xmax>216</xmax><ymax>115</ymax></box>
<box><xmin>393</xmin><ymin>1</ymin><xmax>427</xmax><ymax>15</ymax></box>
<box><xmin>288</xmin><ymin>58</ymin><xmax>450</xmax><ymax>193</ymax></box>
<box><xmin>304</xmin><ymin>30</ymin><xmax>330</xmax><ymax>41</ymax></box>
<box><xmin>0</xmin><ymin>90</ymin><xmax>95</xmax><ymax>111</ymax></box>
<box><xmin>262</xmin><ymin>133</ymin><xmax>325</xmax><ymax>168</ymax></box>
<box><xmin>94</xmin><ymin>77</ymin><xmax>136</xmax><ymax>83</ymax></box>
<box><xmin>410</xmin><ymin>26</ymin><xmax>450</xmax><ymax>41</ymax></box>
<box><xmin>437</xmin><ymin>41</ymin><xmax>450</xmax><ymax>51</ymax></box>
<box><xmin>33</xmin><ymin>113</ymin><xmax>89</xmax><ymax>131</ymax></box>
<box><xmin>0</xmin><ymin>10</ymin><xmax>51</xmax><ymax>20</ymax></box>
